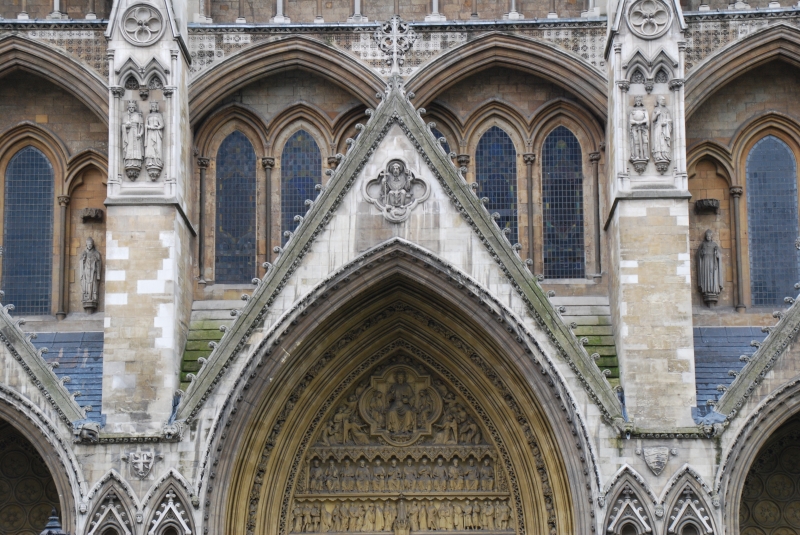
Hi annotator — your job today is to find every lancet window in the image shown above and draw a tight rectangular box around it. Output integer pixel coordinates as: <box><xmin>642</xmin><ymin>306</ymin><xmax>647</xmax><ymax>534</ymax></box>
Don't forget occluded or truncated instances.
<box><xmin>281</xmin><ymin>130</ymin><xmax>321</xmax><ymax>245</ymax></box>
<box><xmin>2</xmin><ymin>146</ymin><xmax>54</xmax><ymax>314</ymax></box>
<box><xmin>476</xmin><ymin>126</ymin><xmax>518</xmax><ymax>245</ymax></box>
<box><xmin>542</xmin><ymin>126</ymin><xmax>585</xmax><ymax>279</ymax></box>
<box><xmin>215</xmin><ymin>130</ymin><xmax>257</xmax><ymax>283</ymax></box>
<box><xmin>746</xmin><ymin>135</ymin><xmax>800</xmax><ymax>306</ymax></box>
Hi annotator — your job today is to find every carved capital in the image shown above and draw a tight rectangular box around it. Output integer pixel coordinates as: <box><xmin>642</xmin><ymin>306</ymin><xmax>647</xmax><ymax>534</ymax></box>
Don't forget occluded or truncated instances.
<box><xmin>327</xmin><ymin>156</ymin><xmax>340</xmax><ymax>169</ymax></box>
<box><xmin>614</xmin><ymin>42</ymin><xmax>622</xmax><ymax>52</ymax></box>
<box><xmin>589</xmin><ymin>152</ymin><xmax>601</xmax><ymax>163</ymax></box>
<box><xmin>261</xmin><ymin>157</ymin><xmax>275</xmax><ymax>169</ymax></box>
<box><xmin>456</xmin><ymin>154</ymin><xmax>470</xmax><ymax>168</ymax></box>
<box><xmin>110</xmin><ymin>86</ymin><xmax>125</xmax><ymax>98</ymax></box>
<box><xmin>677</xmin><ymin>40</ymin><xmax>687</xmax><ymax>51</ymax></box>
<box><xmin>523</xmin><ymin>153</ymin><xmax>536</xmax><ymax>165</ymax></box>
<box><xmin>162</xmin><ymin>87</ymin><xmax>175</xmax><ymax>97</ymax></box>
<box><xmin>617</xmin><ymin>80</ymin><xmax>631</xmax><ymax>92</ymax></box>
<box><xmin>729</xmin><ymin>186</ymin><xmax>743</xmax><ymax>198</ymax></box>
<box><xmin>197</xmin><ymin>157</ymin><xmax>210</xmax><ymax>169</ymax></box>
<box><xmin>58</xmin><ymin>195</ymin><xmax>70</xmax><ymax>207</ymax></box>
<box><xmin>668</xmin><ymin>78</ymin><xmax>685</xmax><ymax>91</ymax></box>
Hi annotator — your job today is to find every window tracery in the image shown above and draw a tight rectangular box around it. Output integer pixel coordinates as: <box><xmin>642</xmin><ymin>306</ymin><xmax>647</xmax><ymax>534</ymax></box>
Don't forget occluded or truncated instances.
<box><xmin>476</xmin><ymin>126</ymin><xmax>518</xmax><ymax>245</ymax></box>
<box><xmin>2</xmin><ymin>146</ymin><xmax>54</xmax><ymax>315</ymax></box>
<box><xmin>215</xmin><ymin>130</ymin><xmax>257</xmax><ymax>283</ymax></box>
<box><xmin>281</xmin><ymin>130</ymin><xmax>321</xmax><ymax>245</ymax></box>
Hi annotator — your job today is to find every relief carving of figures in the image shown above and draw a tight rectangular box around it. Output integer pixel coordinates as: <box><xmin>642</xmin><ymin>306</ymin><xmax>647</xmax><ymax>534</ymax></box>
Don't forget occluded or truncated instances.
<box><xmin>144</xmin><ymin>101</ymin><xmax>164</xmax><ymax>180</ymax></box>
<box><xmin>79</xmin><ymin>237</ymin><xmax>102</xmax><ymax>312</ymax></box>
<box><xmin>363</xmin><ymin>159</ymin><xmax>430</xmax><ymax>223</ymax></box>
<box><xmin>697</xmin><ymin>229</ymin><xmax>724</xmax><ymax>306</ymax></box>
<box><xmin>122</xmin><ymin>100</ymin><xmax>144</xmax><ymax>180</ymax></box>
<box><xmin>628</xmin><ymin>95</ymin><xmax>650</xmax><ymax>174</ymax></box>
<box><xmin>651</xmin><ymin>95</ymin><xmax>672</xmax><ymax>174</ymax></box>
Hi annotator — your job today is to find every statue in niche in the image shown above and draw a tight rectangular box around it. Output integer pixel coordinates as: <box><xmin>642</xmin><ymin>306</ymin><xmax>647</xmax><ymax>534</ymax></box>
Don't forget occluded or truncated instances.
<box><xmin>697</xmin><ymin>229</ymin><xmax>724</xmax><ymax>306</ymax></box>
<box><xmin>145</xmin><ymin>101</ymin><xmax>164</xmax><ymax>180</ymax></box>
<box><xmin>79</xmin><ymin>237</ymin><xmax>102</xmax><ymax>312</ymax></box>
<box><xmin>122</xmin><ymin>100</ymin><xmax>144</xmax><ymax>180</ymax></box>
<box><xmin>628</xmin><ymin>95</ymin><xmax>650</xmax><ymax>174</ymax></box>
<box><xmin>387</xmin><ymin>459</ymin><xmax>402</xmax><ymax>492</ymax></box>
<box><xmin>479</xmin><ymin>459</ymin><xmax>494</xmax><ymax>491</ymax></box>
<box><xmin>363</xmin><ymin>159</ymin><xmax>430</xmax><ymax>223</ymax></box>
<box><xmin>651</xmin><ymin>95</ymin><xmax>673</xmax><ymax>174</ymax></box>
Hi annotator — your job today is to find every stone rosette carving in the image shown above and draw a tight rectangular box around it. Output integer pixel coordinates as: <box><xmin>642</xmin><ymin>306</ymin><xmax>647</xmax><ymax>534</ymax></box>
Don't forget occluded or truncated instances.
<box><xmin>363</xmin><ymin>160</ymin><xmax>430</xmax><ymax>223</ymax></box>
<box><xmin>121</xmin><ymin>4</ymin><xmax>164</xmax><ymax>46</ymax></box>
<box><xmin>627</xmin><ymin>0</ymin><xmax>671</xmax><ymax>39</ymax></box>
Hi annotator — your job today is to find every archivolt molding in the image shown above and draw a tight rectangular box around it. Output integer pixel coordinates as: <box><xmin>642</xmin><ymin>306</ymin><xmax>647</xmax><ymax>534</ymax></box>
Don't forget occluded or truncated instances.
<box><xmin>664</xmin><ymin>484</ymin><xmax>716</xmax><ymax>534</ymax></box>
<box><xmin>266</xmin><ymin>101</ymin><xmax>335</xmax><ymax>151</ymax></box>
<box><xmin>686</xmin><ymin>23</ymin><xmax>800</xmax><ymax>119</ymax></box>
<box><xmin>728</xmin><ymin>112</ymin><xmax>800</xmax><ymax>169</ymax></box>
<box><xmin>86</xmin><ymin>482</ymin><xmax>138</xmax><ymax>535</ymax></box>
<box><xmin>405</xmin><ymin>33</ymin><xmax>607</xmax><ymax>121</ymax></box>
<box><xmin>189</xmin><ymin>36</ymin><xmax>383</xmax><ymax>127</ymax></box>
<box><xmin>194</xmin><ymin>103</ymin><xmax>270</xmax><ymax>158</ymax></box>
<box><xmin>0</xmin><ymin>34</ymin><xmax>108</xmax><ymax>124</ymax></box>
<box><xmin>658</xmin><ymin>465</ymin><xmax>715</xmax><ymax>506</ymax></box>
<box><xmin>66</xmin><ymin>148</ymin><xmax>108</xmax><ymax>195</ymax></box>
<box><xmin>86</xmin><ymin>469</ymin><xmax>141</xmax><ymax>513</ymax></box>
<box><xmin>686</xmin><ymin>141</ymin><xmax>733</xmax><ymax>186</ymax></box>
<box><xmin>0</xmin><ymin>121</ymin><xmax>69</xmax><ymax>182</ymax></box>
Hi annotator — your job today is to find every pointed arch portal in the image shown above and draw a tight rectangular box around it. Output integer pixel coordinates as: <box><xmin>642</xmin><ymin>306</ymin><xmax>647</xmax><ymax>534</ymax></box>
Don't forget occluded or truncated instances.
<box><xmin>203</xmin><ymin>242</ymin><xmax>596</xmax><ymax>535</ymax></box>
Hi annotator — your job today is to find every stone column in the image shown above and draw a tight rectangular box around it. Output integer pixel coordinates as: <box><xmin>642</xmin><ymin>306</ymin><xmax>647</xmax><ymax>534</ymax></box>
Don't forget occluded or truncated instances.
<box><xmin>314</xmin><ymin>0</ymin><xmax>324</xmax><ymax>22</ymax></box>
<box><xmin>470</xmin><ymin>0</ymin><xmax>477</xmax><ymax>18</ymax></box>
<box><xmin>589</xmin><ymin>151</ymin><xmax>601</xmax><ymax>275</ymax></box>
<box><xmin>730</xmin><ymin>186</ymin><xmax>745</xmax><ymax>311</ymax></box>
<box><xmin>348</xmin><ymin>0</ymin><xmax>365</xmax><ymax>22</ymax></box>
<box><xmin>56</xmin><ymin>195</ymin><xmax>70</xmax><ymax>320</ymax></box>
<box><xmin>425</xmin><ymin>0</ymin><xmax>445</xmax><ymax>21</ymax></box>
<box><xmin>86</xmin><ymin>0</ymin><xmax>96</xmax><ymax>19</ymax></box>
<box><xmin>236</xmin><ymin>0</ymin><xmax>245</xmax><ymax>22</ymax></box>
<box><xmin>547</xmin><ymin>0</ymin><xmax>557</xmax><ymax>18</ymax></box>
<box><xmin>523</xmin><ymin>153</ymin><xmax>535</xmax><ymax>269</ymax></box>
<box><xmin>17</xmin><ymin>0</ymin><xmax>28</xmax><ymax>19</ymax></box>
<box><xmin>272</xmin><ymin>0</ymin><xmax>290</xmax><ymax>22</ymax></box>
<box><xmin>262</xmin><ymin>157</ymin><xmax>275</xmax><ymax>273</ymax></box>
<box><xmin>197</xmin><ymin>158</ymin><xmax>209</xmax><ymax>284</ymax></box>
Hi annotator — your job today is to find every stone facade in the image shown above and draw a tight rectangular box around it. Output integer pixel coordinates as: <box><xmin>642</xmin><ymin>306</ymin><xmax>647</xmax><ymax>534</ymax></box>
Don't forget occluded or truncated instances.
<box><xmin>0</xmin><ymin>1</ymin><xmax>800</xmax><ymax>535</ymax></box>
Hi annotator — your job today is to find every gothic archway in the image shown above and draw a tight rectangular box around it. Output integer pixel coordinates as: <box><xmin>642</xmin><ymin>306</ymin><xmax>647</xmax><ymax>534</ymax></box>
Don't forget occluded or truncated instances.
<box><xmin>206</xmin><ymin>245</ymin><xmax>597</xmax><ymax>535</ymax></box>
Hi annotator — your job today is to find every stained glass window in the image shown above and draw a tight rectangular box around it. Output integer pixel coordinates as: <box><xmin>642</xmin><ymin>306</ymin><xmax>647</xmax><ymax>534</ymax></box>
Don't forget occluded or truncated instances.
<box><xmin>746</xmin><ymin>135</ymin><xmax>800</xmax><ymax>306</ymax></box>
<box><xmin>215</xmin><ymin>131</ymin><xmax>257</xmax><ymax>284</ymax></box>
<box><xmin>476</xmin><ymin>126</ymin><xmax>517</xmax><ymax>244</ymax></box>
<box><xmin>2</xmin><ymin>147</ymin><xmax>53</xmax><ymax>315</ymax></box>
<box><xmin>281</xmin><ymin>130</ymin><xmax>321</xmax><ymax>245</ymax></box>
<box><xmin>542</xmin><ymin>126</ymin><xmax>585</xmax><ymax>279</ymax></box>
<box><xmin>431</xmin><ymin>127</ymin><xmax>451</xmax><ymax>155</ymax></box>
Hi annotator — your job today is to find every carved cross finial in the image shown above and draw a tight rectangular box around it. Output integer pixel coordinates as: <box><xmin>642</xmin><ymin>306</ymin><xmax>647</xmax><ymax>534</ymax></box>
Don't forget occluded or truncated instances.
<box><xmin>375</xmin><ymin>16</ymin><xmax>417</xmax><ymax>75</ymax></box>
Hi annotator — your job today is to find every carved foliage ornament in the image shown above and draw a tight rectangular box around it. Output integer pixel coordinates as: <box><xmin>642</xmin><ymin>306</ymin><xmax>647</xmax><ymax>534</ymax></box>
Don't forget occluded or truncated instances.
<box><xmin>627</xmin><ymin>0</ymin><xmax>671</xmax><ymax>39</ymax></box>
<box><xmin>363</xmin><ymin>160</ymin><xmax>430</xmax><ymax>223</ymax></box>
<box><xmin>122</xmin><ymin>4</ymin><xmax>164</xmax><ymax>46</ymax></box>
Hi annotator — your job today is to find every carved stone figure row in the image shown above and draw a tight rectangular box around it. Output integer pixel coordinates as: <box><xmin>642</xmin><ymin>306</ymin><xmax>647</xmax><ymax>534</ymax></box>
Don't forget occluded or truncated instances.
<box><xmin>122</xmin><ymin>100</ymin><xmax>164</xmax><ymax>181</ymax></box>
<box><xmin>628</xmin><ymin>95</ymin><xmax>672</xmax><ymax>174</ymax></box>
<box><xmin>291</xmin><ymin>499</ymin><xmax>513</xmax><ymax>533</ymax></box>
<box><xmin>307</xmin><ymin>457</ymin><xmax>495</xmax><ymax>494</ymax></box>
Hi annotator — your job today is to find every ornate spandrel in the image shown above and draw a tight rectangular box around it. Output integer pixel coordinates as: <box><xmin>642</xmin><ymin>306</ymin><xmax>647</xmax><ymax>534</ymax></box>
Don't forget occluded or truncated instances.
<box><xmin>289</xmin><ymin>358</ymin><xmax>513</xmax><ymax>535</ymax></box>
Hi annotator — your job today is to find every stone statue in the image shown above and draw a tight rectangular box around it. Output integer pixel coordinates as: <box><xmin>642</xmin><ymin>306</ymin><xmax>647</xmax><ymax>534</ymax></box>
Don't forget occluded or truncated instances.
<box><xmin>372</xmin><ymin>459</ymin><xmax>386</xmax><ymax>492</ymax></box>
<box><xmin>145</xmin><ymin>101</ymin><xmax>164</xmax><ymax>180</ymax></box>
<box><xmin>122</xmin><ymin>100</ymin><xmax>144</xmax><ymax>180</ymax></box>
<box><xmin>386</xmin><ymin>370</ymin><xmax>416</xmax><ymax>433</ymax></box>
<box><xmin>651</xmin><ymin>95</ymin><xmax>672</xmax><ymax>174</ymax></box>
<box><xmin>355</xmin><ymin>459</ymin><xmax>371</xmax><ymax>492</ymax></box>
<box><xmin>479</xmin><ymin>459</ymin><xmax>494</xmax><ymax>492</ymax></box>
<box><xmin>325</xmin><ymin>460</ymin><xmax>340</xmax><ymax>492</ymax></box>
<box><xmin>403</xmin><ymin>458</ymin><xmax>417</xmax><ymax>491</ymax></box>
<box><xmin>465</xmin><ymin>459</ymin><xmax>479</xmax><ymax>491</ymax></box>
<box><xmin>629</xmin><ymin>95</ymin><xmax>650</xmax><ymax>174</ymax></box>
<box><xmin>432</xmin><ymin>457</ymin><xmax>447</xmax><ymax>491</ymax></box>
<box><xmin>310</xmin><ymin>459</ymin><xmax>324</xmax><ymax>492</ymax></box>
<box><xmin>697</xmin><ymin>229</ymin><xmax>724</xmax><ymax>306</ymax></box>
<box><xmin>79</xmin><ymin>237</ymin><xmax>102</xmax><ymax>312</ymax></box>
<box><xmin>387</xmin><ymin>459</ymin><xmax>402</xmax><ymax>492</ymax></box>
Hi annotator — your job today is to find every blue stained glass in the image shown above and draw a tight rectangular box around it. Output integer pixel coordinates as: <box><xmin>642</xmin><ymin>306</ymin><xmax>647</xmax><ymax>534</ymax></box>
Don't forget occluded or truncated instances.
<box><xmin>215</xmin><ymin>131</ymin><xmax>257</xmax><ymax>283</ymax></box>
<box><xmin>2</xmin><ymin>147</ymin><xmax>53</xmax><ymax>315</ymax></box>
<box><xmin>542</xmin><ymin>126</ymin><xmax>585</xmax><ymax>279</ymax></box>
<box><xmin>476</xmin><ymin>126</ymin><xmax>518</xmax><ymax>244</ymax></box>
<box><xmin>746</xmin><ymin>135</ymin><xmax>800</xmax><ymax>307</ymax></box>
<box><xmin>431</xmin><ymin>127</ymin><xmax>451</xmax><ymax>155</ymax></box>
<box><xmin>281</xmin><ymin>130</ymin><xmax>321</xmax><ymax>245</ymax></box>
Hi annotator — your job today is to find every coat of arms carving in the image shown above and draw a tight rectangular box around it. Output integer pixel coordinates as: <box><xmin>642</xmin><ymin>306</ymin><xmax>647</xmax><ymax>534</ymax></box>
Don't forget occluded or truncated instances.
<box><xmin>363</xmin><ymin>159</ymin><xmax>430</xmax><ymax>223</ymax></box>
<box><xmin>121</xmin><ymin>448</ymin><xmax>161</xmax><ymax>479</ymax></box>
<box><xmin>641</xmin><ymin>446</ymin><xmax>671</xmax><ymax>476</ymax></box>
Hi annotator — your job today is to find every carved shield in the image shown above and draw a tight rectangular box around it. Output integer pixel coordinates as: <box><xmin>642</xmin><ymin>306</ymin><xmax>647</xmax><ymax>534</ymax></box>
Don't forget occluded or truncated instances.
<box><xmin>643</xmin><ymin>446</ymin><xmax>670</xmax><ymax>476</ymax></box>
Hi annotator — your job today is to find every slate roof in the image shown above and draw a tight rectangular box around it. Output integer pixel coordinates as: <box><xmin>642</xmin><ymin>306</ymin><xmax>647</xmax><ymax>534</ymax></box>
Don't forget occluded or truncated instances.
<box><xmin>693</xmin><ymin>326</ymin><xmax>766</xmax><ymax>419</ymax></box>
<box><xmin>32</xmin><ymin>332</ymin><xmax>104</xmax><ymax>423</ymax></box>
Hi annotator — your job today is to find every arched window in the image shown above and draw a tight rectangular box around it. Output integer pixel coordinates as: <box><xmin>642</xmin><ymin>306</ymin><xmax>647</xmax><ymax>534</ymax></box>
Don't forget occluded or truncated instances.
<box><xmin>2</xmin><ymin>147</ymin><xmax>54</xmax><ymax>315</ymax></box>
<box><xmin>476</xmin><ymin>126</ymin><xmax>518</xmax><ymax>244</ymax></box>
<box><xmin>746</xmin><ymin>135</ymin><xmax>800</xmax><ymax>306</ymax></box>
<box><xmin>215</xmin><ymin>131</ymin><xmax>257</xmax><ymax>284</ymax></box>
<box><xmin>281</xmin><ymin>130</ymin><xmax>321</xmax><ymax>245</ymax></box>
<box><xmin>542</xmin><ymin>126</ymin><xmax>585</xmax><ymax>279</ymax></box>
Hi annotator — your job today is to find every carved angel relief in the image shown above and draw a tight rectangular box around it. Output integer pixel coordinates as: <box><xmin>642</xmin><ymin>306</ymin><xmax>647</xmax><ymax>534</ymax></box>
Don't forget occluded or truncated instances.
<box><xmin>290</xmin><ymin>359</ymin><xmax>513</xmax><ymax>535</ymax></box>
<box><xmin>363</xmin><ymin>160</ymin><xmax>430</xmax><ymax>223</ymax></box>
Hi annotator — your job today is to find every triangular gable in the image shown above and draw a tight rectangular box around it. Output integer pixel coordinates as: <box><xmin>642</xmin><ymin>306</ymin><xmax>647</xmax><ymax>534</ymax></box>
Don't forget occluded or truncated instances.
<box><xmin>177</xmin><ymin>76</ymin><xmax>622</xmax><ymax>425</ymax></box>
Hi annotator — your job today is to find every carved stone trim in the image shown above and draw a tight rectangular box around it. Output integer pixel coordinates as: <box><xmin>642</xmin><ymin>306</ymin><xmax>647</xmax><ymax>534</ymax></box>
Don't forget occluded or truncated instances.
<box><xmin>362</xmin><ymin>159</ymin><xmax>430</xmax><ymax>223</ymax></box>
<box><xmin>262</xmin><ymin>157</ymin><xmax>276</xmax><ymax>169</ymax></box>
<box><xmin>627</xmin><ymin>0</ymin><xmax>672</xmax><ymax>39</ymax></box>
<box><xmin>121</xmin><ymin>4</ymin><xmax>165</xmax><ymax>46</ymax></box>
<box><xmin>729</xmin><ymin>186</ymin><xmax>743</xmax><ymax>198</ymax></box>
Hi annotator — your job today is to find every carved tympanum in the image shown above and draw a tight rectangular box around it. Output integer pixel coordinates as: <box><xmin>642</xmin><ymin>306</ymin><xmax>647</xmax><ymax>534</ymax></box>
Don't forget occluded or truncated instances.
<box><xmin>290</xmin><ymin>357</ymin><xmax>513</xmax><ymax>535</ymax></box>
<box><xmin>363</xmin><ymin>160</ymin><xmax>430</xmax><ymax>223</ymax></box>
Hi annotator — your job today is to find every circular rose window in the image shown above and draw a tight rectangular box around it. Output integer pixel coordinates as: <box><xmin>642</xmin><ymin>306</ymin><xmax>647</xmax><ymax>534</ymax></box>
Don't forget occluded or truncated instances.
<box><xmin>122</xmin><ymin>4</ymin><xmax>164</xmax><ymax>46</ymax></box>
<box><xmin>627</xmin><ymin>0</ymin><xmax>671</xmax><ymax>39</ymax></box>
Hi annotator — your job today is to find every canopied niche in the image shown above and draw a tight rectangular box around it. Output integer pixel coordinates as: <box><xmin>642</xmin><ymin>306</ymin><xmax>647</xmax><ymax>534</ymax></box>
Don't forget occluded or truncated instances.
<box><xmin>288</xmin><ymin>353</ymin><xmax>516</xmax><ymax>535</ymax></box>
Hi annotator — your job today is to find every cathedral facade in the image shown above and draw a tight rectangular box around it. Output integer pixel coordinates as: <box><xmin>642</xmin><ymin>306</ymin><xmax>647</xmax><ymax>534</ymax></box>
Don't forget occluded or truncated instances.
<box><xmin>0</xmin><ymin>0</ymin><xmax>800</xmax><ymax>533</ymax></box>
